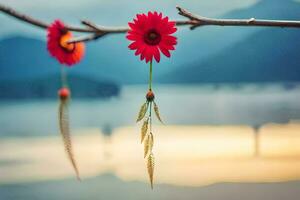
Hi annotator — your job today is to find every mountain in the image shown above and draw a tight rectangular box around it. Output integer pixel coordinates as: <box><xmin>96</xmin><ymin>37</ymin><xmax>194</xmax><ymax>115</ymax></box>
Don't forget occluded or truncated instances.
<box><xmin>0</xmin><ymin>36</ymin><xmax>57</xmax><ymax>80</ymax></box>
<box><xmin>0</xmin><ymin>0</ymin><xmax>300</xmax><ymax>84</ymax></box>
<box><xmin>225</xmin><ymin>0</ymin><xmax>300</xmax><ymax>19</ymax></box>
<box><xmin>0</xmin><ymin>34</ymin><xmax>161</xmax><ymax>84</ymax></box>
<box><xmin>173</xmin><ymin>0</ymin><xmax>300</xmax><ymax>70</ymax></box>
<box><xmin>160</xmin><ymin>28</ymin><xmax>300</xmax><ymax>83</ymax></box>
<box><xmin>0</xmin><ymin>74</ymin><xmax>120</xmax><ymax>99</ymax></box>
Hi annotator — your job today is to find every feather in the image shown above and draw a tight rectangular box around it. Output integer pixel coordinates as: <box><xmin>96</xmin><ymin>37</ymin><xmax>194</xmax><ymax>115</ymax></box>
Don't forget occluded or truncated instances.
<box><xmin>144</xmin><ymin>132</ymin><xmax>153</xmax><ymax>158</ymax></box>
<box><xmin>141</xmin><ymin>118</ymin><xmax>149</xmax><ymax>143</ymax></box>
<box><xmin>137</xmin><ymin>102</ymin><xmax>148</xmax><ymax>122</ymax></box>
<box><xmin>153</xmin><ymin>102</ymin><xmax>163</xmax><ymax>124</ymax></box>
<box><xmin>59</xmin><ymin>98</ymin><xmax>80</xmax><ymax>180</ymax></box>
<box><xmin>147</xmin><ymin>153</ymin><xmax>155</xmax><ymax>189</ymax></box>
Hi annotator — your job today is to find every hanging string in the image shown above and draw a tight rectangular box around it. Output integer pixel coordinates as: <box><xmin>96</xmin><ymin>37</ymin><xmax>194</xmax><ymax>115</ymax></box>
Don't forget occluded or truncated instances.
<box><xmin>149</xmin><ymin>61</ymin><xmax>153</xmax><ymax>91</ymax></box>
<box><xmin>61</xmin><ymin>66</ymin><xmax>68</xmax><ymax>88</ymax></box>
<box><xmin>149</xmin><ymin>61</ymin><xmax>153</xmax><ymax>132</ymax></box>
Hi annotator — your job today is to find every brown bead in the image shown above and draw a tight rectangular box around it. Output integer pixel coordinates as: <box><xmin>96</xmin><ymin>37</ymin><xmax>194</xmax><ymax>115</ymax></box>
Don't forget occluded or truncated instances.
<box><xmin>146</xmin><ymin>90</ymin><xmax>155</xmax><ymax>102</ymax></box>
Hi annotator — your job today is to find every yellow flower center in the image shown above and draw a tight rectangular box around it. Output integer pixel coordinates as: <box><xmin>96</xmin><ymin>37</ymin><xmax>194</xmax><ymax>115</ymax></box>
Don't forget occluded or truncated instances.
<box><xmin>59</xmin><ymin>33</ymin><xmax>75</xmax><ymax>52</ymax></box>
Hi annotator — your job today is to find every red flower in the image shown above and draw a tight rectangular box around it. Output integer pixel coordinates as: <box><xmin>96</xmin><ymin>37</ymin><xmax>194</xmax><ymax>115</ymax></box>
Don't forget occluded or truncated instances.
<box><xmin>126</xmin><ymin>12</ymin><xmax>177</xmax><ymax>63</ymax></box>
<box><xmin>47</xmin><ymin>20</ymin><xmax>85</xmax><ymax>66</ymax></box>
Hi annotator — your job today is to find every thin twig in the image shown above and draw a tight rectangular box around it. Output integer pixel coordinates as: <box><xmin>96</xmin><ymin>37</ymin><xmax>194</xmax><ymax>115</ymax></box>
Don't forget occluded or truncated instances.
<box><xmin>69</xmin><ymin>20</ymin><xmax>198</xmax><ymax>43</ymax></box>
<box><xmin>68</xmin><ymin>20</ymin><xmax>129</xmax><ymax>43</ymax></box>
<box><xmin>176</xmin><ymin>5</ymin><xmax>300</xmax><ymax>29</ymax></box>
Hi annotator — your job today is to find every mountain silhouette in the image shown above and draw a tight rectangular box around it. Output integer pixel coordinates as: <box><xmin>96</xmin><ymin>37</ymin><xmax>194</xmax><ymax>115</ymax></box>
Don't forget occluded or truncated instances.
<box><xmin>0</xmin><ymin>73</ymin><xmax>120</xmax><ymax>99</ymax></box>
<box><xmin>161</xmin><ymin>28</ymin><xmax>300</xmax><ymax>83</ymax></box>
<box><xmin>160</xmin><ymin>0</ymin><xmax>300</xmax><ymax>83</ymax></box>
<box><xmin>0</xmin><ymin>0</ymin><xmax>299</xmax><ymax>84</ymax></box>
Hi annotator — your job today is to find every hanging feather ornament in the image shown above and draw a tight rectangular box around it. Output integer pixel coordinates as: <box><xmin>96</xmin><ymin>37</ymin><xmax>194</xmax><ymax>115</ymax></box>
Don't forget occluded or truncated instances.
<box><xmin>136</xmin><ymin>76</ymin><xmax>163</xmax><ymax>189</ymax></box>
<box><xmin>58</xmin><ymin>87</ymin><xmax>80</xmax><ymax>180</ymax></box>
<box><xmin>127</xmin><ymin>12</ymin><xmax>177</xmax><ymax>189</ymax></box>
<box><xmin>47</xmin><ymin>20</ymin><xmax>85</xmax><ymax>180</ymax></box>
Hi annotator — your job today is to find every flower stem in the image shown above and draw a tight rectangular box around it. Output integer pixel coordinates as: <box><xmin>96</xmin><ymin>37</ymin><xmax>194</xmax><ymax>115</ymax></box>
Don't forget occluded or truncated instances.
<box><xmin>61</xmin><ymin>66</ymin><xmax>68</xmax><ymax>88</ymax></box>
<box><xmin>149</xmin><ymin>61</ymin><xmax>153</xmax><ymax>91</ymax></box>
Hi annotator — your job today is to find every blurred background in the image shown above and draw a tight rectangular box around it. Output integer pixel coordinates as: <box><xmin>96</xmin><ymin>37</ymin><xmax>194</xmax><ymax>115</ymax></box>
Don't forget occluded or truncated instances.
<box><xmin>1</xmin><ymin>0</ymin><xmax>300</xmax><ymax>199</ymax></box>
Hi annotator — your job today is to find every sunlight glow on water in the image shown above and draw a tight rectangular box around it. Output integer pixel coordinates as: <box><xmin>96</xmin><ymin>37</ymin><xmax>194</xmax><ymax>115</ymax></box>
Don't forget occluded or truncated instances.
<box><xmin>1</xmin><ymin>123</ymin><xmax>300</xmax><ymax>186</ymax></box>
<box><xmin>0</xmin><ymin>84</ymin><xmax>300</xmax><ymax>188</ymax></box>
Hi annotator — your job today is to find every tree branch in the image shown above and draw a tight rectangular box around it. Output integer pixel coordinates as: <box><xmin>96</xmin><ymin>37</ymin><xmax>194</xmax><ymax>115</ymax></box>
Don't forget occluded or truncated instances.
<box><xmin>176</xmin><ymin>6</ymin><xmax>300</xmax><ymax>30</ymax></box>
<box><xmin>68</xmin><ymin>19</ymin><xmax>197</xmax><ymax>43</ymax></box>
<box><xmin>67</xmin><ymin>20</ymin><xmax>128</xmax><ymax>43</ymax></box>
<box><xmin>1</xmin><ymin>3</ymin><xmax>300</xmax><ymax>44</ymax></box>
<box><xmin>0</xmin><ymin>4</ymin><xmax>195</xmax><ymax>43</ymax></box>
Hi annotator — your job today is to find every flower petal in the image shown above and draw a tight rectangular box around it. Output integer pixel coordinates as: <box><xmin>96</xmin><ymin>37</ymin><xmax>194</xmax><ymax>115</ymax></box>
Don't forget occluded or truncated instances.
<box><xmin>159</xmin><ymin>45</ymin><xmax>171</xmax><ymax>57</ymax></box>
<box><xmin>128</xmin><ymin>41</ymin><xmax>140</xmax><ymax>50</ymax></box>
<box><xmin>162</xmin><ymin>35</ymin><xmax>177</xmax><ymax>45</ymax></box>
<box><xmin>153</xmin><ymin>46</ymin><xmax>160</xmax><ymax>63</ymax></box>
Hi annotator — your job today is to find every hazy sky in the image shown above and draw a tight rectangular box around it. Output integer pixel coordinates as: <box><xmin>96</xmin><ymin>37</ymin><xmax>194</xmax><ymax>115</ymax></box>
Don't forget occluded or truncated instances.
<box><xmin>0</xmin><ymin>0</ymin><xmax>259</xmax><ymax>15</ymax></box>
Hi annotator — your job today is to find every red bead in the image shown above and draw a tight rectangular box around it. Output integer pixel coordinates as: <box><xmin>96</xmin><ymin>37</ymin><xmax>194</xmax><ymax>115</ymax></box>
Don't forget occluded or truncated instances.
<box><xmin>58</xmin><ymin>87</ymin><xmax>70</xmax><ymax>99</ymax></box>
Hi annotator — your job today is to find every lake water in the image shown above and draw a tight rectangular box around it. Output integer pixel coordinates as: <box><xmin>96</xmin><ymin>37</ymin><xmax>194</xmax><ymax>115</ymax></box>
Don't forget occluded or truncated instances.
<box><xmin>0</xmin><ymin>84</ymin><xmax>300</xmax><ymax>136</ymax></box>
<box><xmin>0</xmin><ymin>83</ymin><xmax>300</xmax><ymax>137</ymax></box>
<box><xmin>1</xmin><ymin>83</ymin><xmax>300</xmax><ymax>200</ymax></box>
